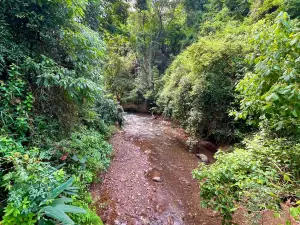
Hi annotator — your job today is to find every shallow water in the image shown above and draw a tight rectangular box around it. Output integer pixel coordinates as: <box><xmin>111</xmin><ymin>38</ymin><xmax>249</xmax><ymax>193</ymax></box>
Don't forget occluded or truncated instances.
<box><xmin>91</xmin><ymin>113</ymin><xmax>220</xmax><ymax>225</ymax></box>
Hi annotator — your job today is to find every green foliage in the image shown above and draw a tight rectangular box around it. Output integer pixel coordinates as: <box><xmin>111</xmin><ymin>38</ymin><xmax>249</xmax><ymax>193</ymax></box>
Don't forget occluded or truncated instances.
<box><xmin>117</xmin><ymin>0</ymin><xmax>188</xmax><ymax>103</ymax></box>
<box><xmin>52</xmin><ymin>128</ymin><xmax>112</xmax><ymax>182</ymax></box>
<box><xmin>0</xmin><ymin>136</ymin><xmax>25</xmax><ymax>156</ymax></box>
<box><xmin>38</xmin><ymin>178</ymin><xmax>86</xmax><ymax>225</ymax></box>
<box><xmin>235</xmin><ymin>12</ymin><xmax>300</xmax><ymax>135</ymax></box>
<box><xmin>103</xmin><ymin>33</ymin><xmax>136</xmax><ymax>103</ymax></box>
<box><xmin>290</xmin><ymin>204</ymin><xmax>300</xmax><ymax>221</ymax></box>
<box><xmin>0</xmin><ymin>65</ymin><xmax>34</xmax><ymax>141</ymax></box>
<box><xmin>159</xmin><ymin>30</ymin><xmax>247</xmax><ymax>143</ymax></box>
<box><xmin>192</xmin><ymin>10</ymin><xmax>300</xmax><ymax>225</ymax></box>
<box><xmin>70</xmin><ymin>192</ymin><xmax>104</xmax><ymax>225</ymax></box>
<box><xmin>0</xmin><ymin>154</ymin><xmax>89</xmax><ymax>225</ymax></box>
<box><xmin>285</xmin><ymin>0</ymin><xmax>300</xmax><ymax>19</ymax></box>
<box><xmin>1</xmin><ymin>0</ymin><xmax>299</xmax><ymax>224</ymax></box>
<box><xmin>24</xmin><ymin>56</ymin><xmax>100</xmax><ymax>101</ymax></box>
<box><xmin>94</xmin><ymin>94</ymin><xmax>123</xmax><ymax>125</ymax></box>
<box><xmin>61</xmin><ymin>22</ymin><xmax>105</xmax><ymax>82</ymax></box>
<box><xmin>193</xmin><ymin>134</ymin><xmax>300</xmax><ymax>224</ymax></box>
<box><xmin>99</xmin><ymin>0</ymin><xmax>129</xmax><ymax>34</ymax></box>
<box><xmin>72</xmin><ymin>208</ymin><xmax>104</xmax><ymax>225</ymax></box>
<box><xmin>1</xmin><ymin>203</ymin><xmax>37</xmax><ymax>225</ymax></box>
<box><xmin>249</xmin><ymin>0</ymin><xmax>284</xmax><ymax>20</ymax></box>
<box><xmin>0</xmin><ymin>0</ymin><xmax>113</xmax><ymax>224</ymax></box>
<box><xmin>1</xmin><ymin>155</ymin><xmax>66</xmax><ymax>213</ymax></box>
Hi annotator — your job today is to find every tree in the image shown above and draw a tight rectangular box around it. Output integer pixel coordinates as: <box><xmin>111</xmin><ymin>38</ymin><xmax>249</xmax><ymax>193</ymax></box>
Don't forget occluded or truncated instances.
<box><xmin>235</xmin><ymin>12</ymin><xmax>300</xmax><ymax>136</ymax></box>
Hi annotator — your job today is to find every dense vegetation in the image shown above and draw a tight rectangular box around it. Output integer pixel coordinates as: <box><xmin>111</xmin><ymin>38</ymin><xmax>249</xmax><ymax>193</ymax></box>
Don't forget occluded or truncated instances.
<box><xmin>0</xmin><ymin>0</ymin><xmax>121</xmax><ymax>224</ymax></box>
<box><xmin>1</xmin><ymin>0</ymin><xmax>299</xmax><ymax>224</ymax></box>
<box><xmin>102</xmin><ymin>0</ymin><xmax>300</xmax><ymax>224</ymax></box>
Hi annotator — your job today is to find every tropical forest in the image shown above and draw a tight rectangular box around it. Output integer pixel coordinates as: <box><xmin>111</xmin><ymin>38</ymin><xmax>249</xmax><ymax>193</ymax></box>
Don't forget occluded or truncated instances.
<box><xmin>0</xmin><ymin>0</ymin><xmax>299</xmax><ymax>224</ymax></box>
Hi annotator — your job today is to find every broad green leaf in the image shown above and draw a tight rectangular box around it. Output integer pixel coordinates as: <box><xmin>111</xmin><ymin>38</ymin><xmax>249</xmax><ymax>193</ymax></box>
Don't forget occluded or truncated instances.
<box><xmin>55</xmin><ymin>205</ymin><xmax>86</xmax><ymax>213</ymax></box>
<box><xmin>49</xmin><ymin>177</ymin><xmax>74</xmax><ymax>199</ymax></box>
<box><xmin>40</xmin><ymin>206</ymin><xmax>74</xmax><ymax>225</ymax></box>
<box><xmin>52</xmin><ymin>198</ymin><xmax>73</xmax><ymax>206</ymax></box>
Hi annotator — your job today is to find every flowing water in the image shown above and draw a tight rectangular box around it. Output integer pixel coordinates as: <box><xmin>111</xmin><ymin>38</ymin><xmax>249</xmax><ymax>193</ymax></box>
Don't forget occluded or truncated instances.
<box><xmin>91</xmin><ymin>113</ymin><xmax>220</xmax><ymax>225</ymax></box>
<box><xmin>91</xmin><ymin>113</ymin><xmax>295</xmax><ymax>225</ymax></box>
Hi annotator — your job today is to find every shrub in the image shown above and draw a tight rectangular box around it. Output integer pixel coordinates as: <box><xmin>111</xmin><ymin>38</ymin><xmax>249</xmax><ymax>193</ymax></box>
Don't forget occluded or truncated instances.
<box><xmin>0</xmin><ymin>0</ymin><xmax>112</xmax><ymax>224</ymax></box>
<box><xmin>0</xmin><ymin>152</ymin><xmax>90</xmax><ymax>225</ymax></box>
<box><xmin>194</xmin><ymin>12</ymin><xmax>300</xmax><ymax>225</ymax></box>
<box><xmin>70</xmin><ymin>191</ymin><xmax>104</xmax><ymax>225</ymax></box>
<box><xmin>0</xmin><ymin>65</ymin><xmax>34</xmax><ymax>142</ymax></box>
<box><xmin>158</xmin><ymin>31</ymin><xmax>247</xmax><ymax>143</ymax></box>
<box><xmin>193</xmin><ymin>133</ymin><xmax>300</xmax><ymax>224</ymax></box>
<box><xmin>235</xmin><ymin>12</ymin><xmax>300</xmax><ymax>136</ymax></box>
<box><xmin>1</xmin><ymin>155</ymin><xmax>67</xmax><ymax>214</ymax></box>
<box><xmin>94</xmin><ymin>94</ymin><xmax>123</xmax><ymax>126</ymax></box>
<box><xmin>52</xmin><ymin>128</ymin><xmax>112</xmax><ymax>182</ymax></box>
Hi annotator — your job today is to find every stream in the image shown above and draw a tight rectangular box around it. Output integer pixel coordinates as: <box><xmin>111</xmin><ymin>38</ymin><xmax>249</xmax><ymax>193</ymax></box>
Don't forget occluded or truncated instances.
<box><xmin>91</xmin><ymin>113</ymin><xmax>221</xmax><ymax>225</ymax></box>
<box><xmin>91</xmin><ymin>113</ymin><xmax>295</xmax><ymax>225</ymax></box>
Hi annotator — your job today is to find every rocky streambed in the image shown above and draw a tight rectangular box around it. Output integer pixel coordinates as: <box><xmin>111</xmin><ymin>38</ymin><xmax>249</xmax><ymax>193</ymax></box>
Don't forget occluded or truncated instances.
<box><xmin>91</xmin><ymin>114</ymin><xmax>220</xmax><ymax>225</ymax></box>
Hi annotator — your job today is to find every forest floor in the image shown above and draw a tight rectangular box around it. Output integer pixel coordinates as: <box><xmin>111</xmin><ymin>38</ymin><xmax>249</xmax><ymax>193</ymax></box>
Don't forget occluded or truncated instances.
<box><xmin>91</xmin><ymin>113</ymin><xmax>294</xmax><ymax>225</ymax></box>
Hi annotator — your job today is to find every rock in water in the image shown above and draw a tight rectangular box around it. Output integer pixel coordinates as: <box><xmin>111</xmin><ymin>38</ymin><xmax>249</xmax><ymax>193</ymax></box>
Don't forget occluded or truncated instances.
<box><xmin>196</xmin><ymin>153</ymin><xmax>209</xmax><ymax>164</ymax></box>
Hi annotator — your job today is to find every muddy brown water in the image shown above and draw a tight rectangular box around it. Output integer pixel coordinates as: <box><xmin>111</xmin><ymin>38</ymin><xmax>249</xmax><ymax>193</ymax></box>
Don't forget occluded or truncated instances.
<box><xmin>90</xmin><ymin>114</ymin><xmax>293</xmax><ymax>225</ymax></box>
<box><xmin>91</xmin><ymin>113</ymin><xmax>221</xmax><ymax>225</ymax></box>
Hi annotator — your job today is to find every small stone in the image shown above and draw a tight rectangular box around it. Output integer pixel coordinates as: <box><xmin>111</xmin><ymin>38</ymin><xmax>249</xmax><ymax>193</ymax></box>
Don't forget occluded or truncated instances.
<box><xmin>179</xmin><ymin>177</ymin><xmax>191</xmax><ymax>186</ymax></box>
<box><xmin>151</xmin><ymin>170</ymin><xmax>162</xmax><ymax>182</ymax></box>
<box><xmin>145</xmin><ymin>149</ymin><xmax>151</xmax><ymax>154</ymax></box>
<box><xmin>152</xmin><ymin>176</ymin><xmax>162</xmax><ymax>182</ymax></box>
<box><xmin>196</xmin><ymin>153</ymin><xmax>209</xmax><ymax>164</ymax></box>
<box><xmin>156</xmin><ymin>204</ymin><xmax>163</xmax><ymax>213</ymax></box>
<box><xmin>167</xmin><ymin>216</ymin><xmax>174</xmax><ymax>225</ymax></box>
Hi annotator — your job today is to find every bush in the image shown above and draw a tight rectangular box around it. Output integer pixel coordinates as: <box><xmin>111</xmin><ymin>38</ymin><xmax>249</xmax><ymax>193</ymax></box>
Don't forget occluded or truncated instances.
<box><xmin>193</xmin><ymin>12</ymin><xmax>300</xmax><ymax>225</ymax></box>
<box><xmin>1</xmin><ymin>154</ymin><xmax>67</xmax><ymax>224</ymax></box>
<box><xmin>0</xmin><ymin>65</ymin><xmax>34</xmax><ymax>142</ymax></box>
<box><xmin>93</xmin><ymin>94</ymin><xmax>123</xmax><ymax>126</ymax></box>
<box><xmin>51</xmin><ymin>128</ymin><xmax>112</xmax><ymax>183</ymax></box>
<box><xmin>235</xmin><ymin>12</ymin><xmax>300</xmax><ymax>136</ymax></box>
<box><xmin>158</xmin><ymin>30</ymin><xmax>247</xmax><ymax>143</ymax></box>
<box><xmin>193</xmin><ymin>133</ymin><xmax>300</xmax><ymax>224</ymax></box>
<box><xmin>70</xmin><ymin>190</ymin><xmax>104</xmax><ymax>225</ymax></box>
<box><xmin>0</xmin><ymin>139</ymin><xmax>106</xmax><ymax>225</ymax></box>
<box><xmin>0</xmin><ymin>0</ymin><xmax>113</xmax><ymax>224</ymax></box>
